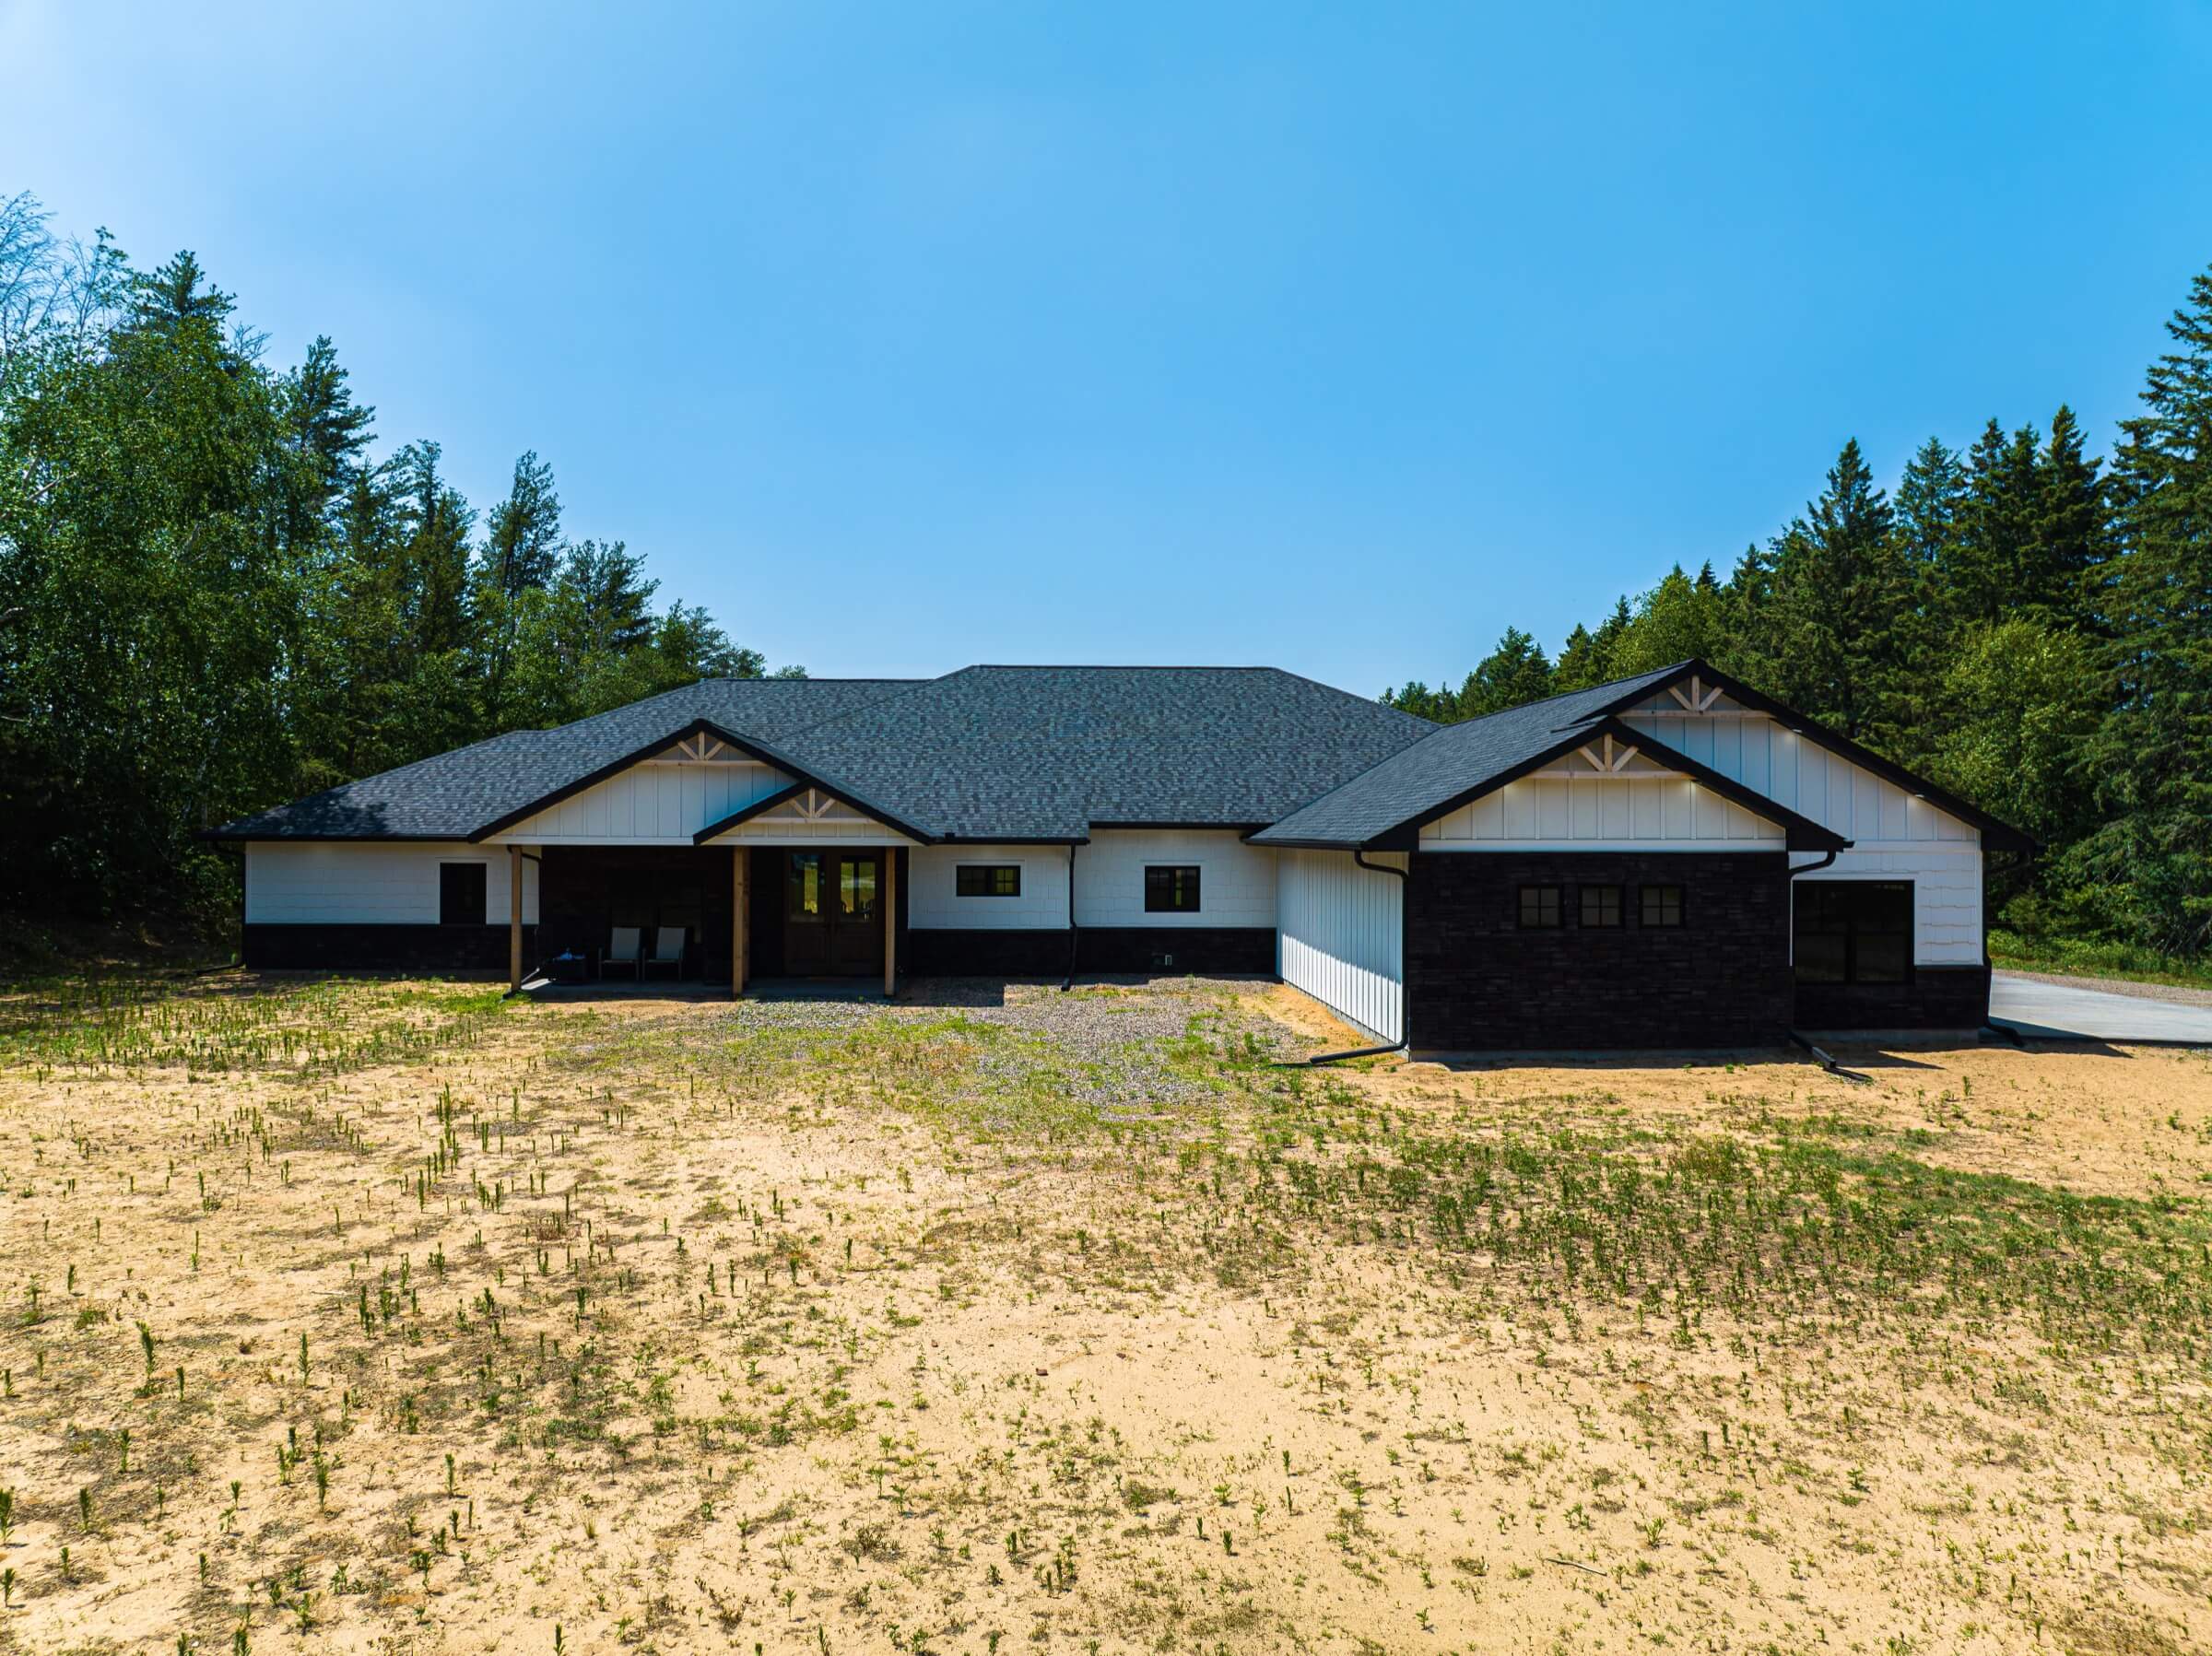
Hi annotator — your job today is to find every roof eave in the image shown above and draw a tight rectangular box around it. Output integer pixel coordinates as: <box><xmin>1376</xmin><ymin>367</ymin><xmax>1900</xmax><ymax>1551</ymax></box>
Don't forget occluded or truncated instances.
<box><xmin>468</xmin><ymin>716</ymin><xmax>937</xmax><ymax>847</ymax></box>
<box><xmin>1355</xmin><ymin>717</ymin><xmax>1850</xmax><ymax>855</ymax></box>
<box><xmin>1602</xmin><ymin>661</ymin><xmax>2037</xmax><ymax>854</ymax></box>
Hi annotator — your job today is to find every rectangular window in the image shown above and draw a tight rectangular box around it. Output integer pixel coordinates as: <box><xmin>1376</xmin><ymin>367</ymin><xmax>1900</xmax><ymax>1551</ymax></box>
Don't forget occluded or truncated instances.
<box><xmin>785</xmin><ymin>851</ymin><xmax>823</xmax><ymax>922</ymax></box>
<box><xmin>1517</xmin><ymin>885</ymin><xmax>1561</xmax><ymax>929</ymax></box>
<box><xmin>1145</xmin><ymin>865</ymin><xmax>1202</xmax><ymax>912</ymax></box>
<box><xmin>1641</xmin><ymin>884</ymin><xmax>1684</xmax><ymax>928</ymax></box>
<box><xmin>1794</xmin><ymin>881</ymin><xmax>1912</xmax><ymax>984</ymax></box>
<box><xmin>956</xmin><ymin>864</ymin><xmax>1021</xmax><ymax>898</ymax></box>
<box><xmin>439</xmin><ymin>862</ymin><xmax>487</xmax><ymax>927</ymax></box>
<box><xmin>1580</xmin><ymin>885</ymin><xmax>1623</xmax><ymax>928</ymax></box>
<box><xmin>840</xmin><ymin>857</ymin><xmax>878</xmax><ymax>921</ymax></box>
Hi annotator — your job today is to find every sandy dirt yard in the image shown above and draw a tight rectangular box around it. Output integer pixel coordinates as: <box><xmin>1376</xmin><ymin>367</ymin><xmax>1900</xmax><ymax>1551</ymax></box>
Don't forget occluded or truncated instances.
<box><xmin>1</xmin><ymin>973</ymin><xmax>2208</xmax><ymax>1656</ymax></box>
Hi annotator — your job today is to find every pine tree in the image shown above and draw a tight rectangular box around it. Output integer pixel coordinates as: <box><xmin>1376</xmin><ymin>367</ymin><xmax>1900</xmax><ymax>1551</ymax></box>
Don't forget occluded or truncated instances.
<box><xmin>128</xmin><ymin>251</ymin><xmax>232</xmax><ymax>334</ymax></box>
<box><xmin>1895</xmin><ymin>437</ymin><xmax>1965</xmax><ymax>570</ymax></box>
<box><xmin>1458</xmin><ymin>627</ymin><xmax>1554</xmax><ymax>716</ymax></box>
<box><xmin>1379</xmin><ymin>679</ymin><xmax>1459</xmax><ymax>722</ymax></box>
<box><xmin>286</xmin><ymin>337</ymin><xmax>375</xmax><ymax>507</ymax></box>
<box><xmin>2030</xmin><ymin>405</ymin><xmax>2109</xmax><ymax>632</ymax></box>
<box><xmin>561</xmin><ymin>539</ymin><xmax>658</xmax><ymax>657</ymax></box>
<box><xmin>1735</xmin><ymin>440</ymin><xmax>1910</xmax><ymax>744</ymax></box>
<box><xmin>483</xmin><ymin>451</ymin><xmax>563</xmax><ymax>598</ymax></box>
<box><xmin>1555</xmin><ymin>597</ymin><xmax>1630</xmax><ymax>690</ymax></box>
<box><xmin>2072</xmin><ymin>265</ymin><xmax>2212</xmax><ymax>953</ymax></box>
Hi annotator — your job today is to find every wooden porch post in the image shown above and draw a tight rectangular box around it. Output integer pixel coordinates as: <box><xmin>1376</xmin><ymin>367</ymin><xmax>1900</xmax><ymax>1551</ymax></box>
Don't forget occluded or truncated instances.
<box><xmin>882</xmin><ymin>848</ymin><xmax>897</xmax><ymax>999</ymax></box>
<box><xmin>731</xmin><ymin>846</ymin><xmax>747</xmax><ymax>998</ymax></box>
<box><xmin>508</xmin><ymin>845</ymin><xmax>524</xmax><ymax>992</ymax></box>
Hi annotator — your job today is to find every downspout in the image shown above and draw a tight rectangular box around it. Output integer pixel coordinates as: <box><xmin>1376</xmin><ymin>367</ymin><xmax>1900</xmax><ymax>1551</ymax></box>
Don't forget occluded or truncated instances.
<box><xmin>1307</xmin><ymin>849</ymin><xmax>1411</xmax><ymax>1065</ymax></box>
<box><xmin>1783</xmin><ymin>846</ymin><xmax>1867</xmax><ymax>1078</ymax></box>
<box><xmin>1060</xmin><ymin>842</ymin><xmax>1080</xmax><ymax>992</ymax></box>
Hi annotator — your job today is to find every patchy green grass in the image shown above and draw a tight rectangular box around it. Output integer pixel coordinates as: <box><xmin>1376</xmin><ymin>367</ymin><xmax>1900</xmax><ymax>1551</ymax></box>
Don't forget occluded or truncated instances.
<box><xmin>1201</xmin><ymin>1087</ymin><xmax>2212</xmax><ymax>1352</ymax></box>
<box><xmin>1990</xmin><ymin>928</ymin><xmax>2212</xmax><ymax>992</ymax></box>
<box><xmin>5</xmin><ymin>975</ymin><xmax>2211</xmax><ymax>1655</ymax></box>
<box><xmin>0</xmin><ymin>973</ymin><xmax>509</xmax><ymax>1076</ymax></box>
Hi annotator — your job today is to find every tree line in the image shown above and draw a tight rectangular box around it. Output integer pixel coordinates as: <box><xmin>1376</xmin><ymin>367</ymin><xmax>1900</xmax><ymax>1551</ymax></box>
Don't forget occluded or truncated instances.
<box><xmin>4</xmin><ymin>186</ymin><xmax>2206</xmax><ymax>961</ymax></box>
<box><xmin>0</xmin><ymin>192</ymin><xmax>794</xmax><ymax>924</ymax></box>
<box><xmin>1386</xmin><ymin>265</ymin><xmax>2212</xmax><ymax>959</ymax></box>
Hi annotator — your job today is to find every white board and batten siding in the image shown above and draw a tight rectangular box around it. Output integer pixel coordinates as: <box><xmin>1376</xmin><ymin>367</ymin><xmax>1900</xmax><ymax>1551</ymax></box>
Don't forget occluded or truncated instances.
<box><xmin>488</xmin><ymin>745</ymin><xmax>793</xmax><ymax>845</ymax></box>
<box><xmin>907</xmin><ymin>846</ymin><xmax>1072</xmax><ymax>930</ymax></box>
<box><xmin>1276</xmin><ymin>850</ymin><xmax>1404</xmax><ymax>1043</ymax></box>
<box><xmin>1617</xmin><ymin>689</ymin><xmax>1983</xmax><ymax>965</ymax></box>
<box><xmin>244</xmin><ymin>842</ymin><xmax>538</xmax><ymax>925</ymax></box>
<box><xmin>1419</xmin><ymin>761</ymin><xmax>1785</xmax><ymax>851</ymax></box>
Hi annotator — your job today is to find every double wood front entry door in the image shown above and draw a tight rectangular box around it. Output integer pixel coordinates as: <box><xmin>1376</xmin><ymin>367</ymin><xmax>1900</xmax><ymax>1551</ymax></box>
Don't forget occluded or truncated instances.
<box><xmin>781</xmin><ymin>850</ymin><xmax>884</xmax><ymax>976</ymax></box>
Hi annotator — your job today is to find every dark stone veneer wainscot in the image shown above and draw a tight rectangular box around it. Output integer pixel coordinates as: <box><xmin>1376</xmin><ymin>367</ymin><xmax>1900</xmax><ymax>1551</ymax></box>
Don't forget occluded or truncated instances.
<box><xmin>1404</xmin><ymin>851</ymin><xmax>1793</xmax><ymax>1051</ymax></box>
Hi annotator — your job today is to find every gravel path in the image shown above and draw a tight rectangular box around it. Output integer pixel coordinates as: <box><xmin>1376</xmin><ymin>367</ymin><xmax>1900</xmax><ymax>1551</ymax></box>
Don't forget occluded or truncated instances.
<box><xmin>706</xmin><ymin>976</ymin><xmax>1309</xmax><ymax>1114</ymax></box>
<box><xmin>1997</xmin><ymin>968</ymin><xmax>2212</xmax><ymax>1009</ymax></box>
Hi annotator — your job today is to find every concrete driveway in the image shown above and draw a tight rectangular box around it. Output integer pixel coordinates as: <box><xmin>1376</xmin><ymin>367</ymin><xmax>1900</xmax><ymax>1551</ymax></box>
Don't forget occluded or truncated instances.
<box><xmin>1990</xmin><ymin>972</ymin><xmax>2212</xmax><ymax>1044</ymax></box>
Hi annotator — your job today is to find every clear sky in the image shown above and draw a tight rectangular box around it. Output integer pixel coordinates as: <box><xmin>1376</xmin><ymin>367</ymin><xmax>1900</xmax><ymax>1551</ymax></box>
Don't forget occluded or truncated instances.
<box><xmin>4</xmin><ymin>2</ymin><xmax>2209</xmax><ymax>692</ymax></box>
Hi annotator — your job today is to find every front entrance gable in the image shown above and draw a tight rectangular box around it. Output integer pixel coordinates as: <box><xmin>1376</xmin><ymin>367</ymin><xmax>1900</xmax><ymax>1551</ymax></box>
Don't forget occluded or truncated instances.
<box><xmin>486</xmin><ymin>751</ymin><xmax>793</xmax><ymax>844</ymax></box>
<box><xmin>697</xmin><ymin>784</ymin><xmax>918</xmax><ymax>847</ymax></box>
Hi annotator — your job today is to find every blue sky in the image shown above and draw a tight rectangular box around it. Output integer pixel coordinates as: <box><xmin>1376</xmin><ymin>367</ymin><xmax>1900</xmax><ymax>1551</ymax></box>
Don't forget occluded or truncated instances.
<box><xmin>4</xmin><ymin>2</ymin><xmax>2209</xmax><ymax>692</ymax></box>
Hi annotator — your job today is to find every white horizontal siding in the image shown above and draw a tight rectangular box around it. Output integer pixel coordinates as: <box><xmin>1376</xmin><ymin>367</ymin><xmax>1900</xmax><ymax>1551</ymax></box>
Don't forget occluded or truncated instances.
<box><xmin>1790</xmin><ymin>849</ymin><xmax>1984</xmax><ymax>965</ymax></box>
<box><xmin>491</xmin><ymin>759</ymin><xmax>792</xmax><ymax>844</ymax></box>
<box><xmin>712</xmin><ymin>819</ymin><xmax>917</xmax><ymax>846</ymax></box>
<box><xmin>1073</xmin><ymin>830</ymin><xmax>1277</xmax><ymax>929</ymax></box>
<box><xmin>1422</xmin><ymin>774</ymin><xmax>1784</xmax><ymax>850</ymax></box>
<box><xmin>1620</xmin><ymin>700</ymin><xmax>1984</xmax><ymax>966</ymax></box>
<box><xmin>245</xmin><ymin>842</ymin><xmax>538</xmax><ymax>925</ymax></box>
<box><xmin>1277</xmin><ymin>849</ymin><xmax>1403</xmax><ymax>1042</ymax></box>
<box><xmin>907</xmin><ymin>846</ymin><xmax>1072</xmax><ymax>930</ymax></box>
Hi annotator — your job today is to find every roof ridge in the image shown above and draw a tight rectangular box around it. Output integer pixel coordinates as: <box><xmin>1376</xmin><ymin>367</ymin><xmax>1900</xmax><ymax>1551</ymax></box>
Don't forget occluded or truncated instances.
<box><xmin>958</xmin><ymin>663</ymin><xmax>1329</xmax><ymax>673</ymax></box>
<box><xmin>773</xmin><ymin>677</ymin><xmax>936</xmax><ymax>737</ymax></box>
<box><xmin>1434</xmin><ymin>659</ymin><xmax>1693</xmax><ymax>729</ymax></box>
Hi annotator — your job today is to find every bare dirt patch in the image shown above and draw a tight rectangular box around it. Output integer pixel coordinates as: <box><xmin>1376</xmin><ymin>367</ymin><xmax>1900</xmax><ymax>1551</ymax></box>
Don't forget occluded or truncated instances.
<box><xmin>1</xmin><ymin>976</ymin><xmax>2207</xmax><ymax>1655</ymax></box>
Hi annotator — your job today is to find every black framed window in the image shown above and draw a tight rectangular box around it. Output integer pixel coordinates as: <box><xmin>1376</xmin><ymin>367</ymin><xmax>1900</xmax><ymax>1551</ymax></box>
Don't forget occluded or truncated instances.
<box><xmin>1517</xmin><ymin>885</ymin><xmax>1562</xmax><ymax>929</ymax></box>
<box><xmin>1641</xmin><ymin>884</ymin><xmax>1684</xmax><ymax>928</ymax></box>
<box><xmin>956</xmin><ymin>864</ymin><xmax>1021</xmax><ymax>898</ymax></box>
<box><xmin>1580</xmin><ymin>885</ymin><xmax>1623</xmax><ymax>928</ymax></box>
<box><xmin>785</xmin><ymin>851</ymin><xmax>824</xmax><ymax>922</ymax></box>
<box><xmin>1145</xmin><ymin>865</ymin><xmax>1202</xmax><ymax>912</ymax></box>
<box><xmin>439</xmin><ymin>862</ymin><xmax>488</xmax><ymax>927</ymax></box>
<box><xmin>1794</xmin><ymin>881</ymin><xmax>1912</xmax><ymax>984</ymax></box>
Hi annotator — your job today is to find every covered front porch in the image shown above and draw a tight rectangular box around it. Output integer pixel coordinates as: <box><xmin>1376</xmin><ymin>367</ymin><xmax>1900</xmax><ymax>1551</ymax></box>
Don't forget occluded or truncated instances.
<box><xmin>499</xmin><ymin>842</ymin><xmax>908</xmax><ymax>997</ymax></box>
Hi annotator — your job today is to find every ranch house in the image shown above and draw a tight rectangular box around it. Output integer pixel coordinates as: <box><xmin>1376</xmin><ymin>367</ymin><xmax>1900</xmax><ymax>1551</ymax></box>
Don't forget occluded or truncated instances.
<box><xmin>210</xmin><ymin>660</ymin><xmax>2032</xmax><ymax>1051</ymax></box>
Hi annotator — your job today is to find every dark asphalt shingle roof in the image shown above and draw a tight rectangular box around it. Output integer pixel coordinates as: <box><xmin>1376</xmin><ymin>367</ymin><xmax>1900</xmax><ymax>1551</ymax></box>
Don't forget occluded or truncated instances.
<box><xmin>1248</xmin><ymin>664</ymin><xmax>1688</xmax><ymax>848</ymax></box>
<box><xmin>767</xmin><ymin>666</ymin><xmax>1436</xmax><ymax>840</ymax></box>
<box><xmin>213</xmin><ymin>666</ymin><xmax>1435</xmax><ymax>842</ymax></box>
<box><xmin>211</xmin><ymin>678</ymin><xmax>924</xmax><ymax>840</ymax></box>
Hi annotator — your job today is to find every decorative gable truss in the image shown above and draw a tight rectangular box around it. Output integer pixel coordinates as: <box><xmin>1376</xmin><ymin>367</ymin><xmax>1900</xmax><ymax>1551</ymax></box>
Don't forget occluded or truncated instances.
<box><xmin>696</xmin><ymin>784</ymin><xmax>918</xmax><ymax>846</ymax></box>
<box><xmin>487</xmin><ymin>749</ymin><xmax>788</xmax><ymax>843</ymax></box>
<box><xmin>1421</xmin><ymin>730</ymin><xmax>1787</xmax><ymax>850</ymax></box>
<box><xmin>1611</xmin><ymin>687</ymin><xmax>1981</xmax><ymax>849</ymax></box>
<box><xmin>664</xmin><ymin>732</ymin><xmax>748</xmax><ymax>763</ymax></box>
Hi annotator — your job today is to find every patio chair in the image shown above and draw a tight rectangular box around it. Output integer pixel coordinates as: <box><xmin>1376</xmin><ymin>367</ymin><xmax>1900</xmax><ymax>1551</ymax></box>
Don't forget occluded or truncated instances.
<box><xmin>602</xmin><ymin>926</ymin><xmax>642</xmax><ymax>980</ymax></box>
<box><xmin>641</xmin><ymin>925</ymin><xmax>685</xmax><ymax>980</ymax></box>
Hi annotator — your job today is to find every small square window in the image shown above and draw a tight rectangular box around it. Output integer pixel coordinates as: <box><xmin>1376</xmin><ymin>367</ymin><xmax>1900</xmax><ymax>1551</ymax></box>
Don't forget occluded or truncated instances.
<box><xmin>1580</xmin><ymin>885</ymin><xmax>1622</xmax><ymax>928</ymax></box>
<box><xmin>957</xmin><ymin>864</ymin><xmax>1021</xmax><ymax>898</ymax></box>
<box><xmin>1517</xmin><ymin>885</ymin><xmax>1561</xmax><ymax>929</ymax></box>
<box><xmin>439</xmin><ymin>862</ymin><xmax>488</xmax><ymax>926</ymax></box>
<box><xmin>1145</xmin><ymin>865</ymin><xmax>1202</xmax><ymax>912</ymax></box>
<box><xmin>1641</xmin><ymin>885</ymin><xmax>1684</xmax><ymax>928</ymax></box>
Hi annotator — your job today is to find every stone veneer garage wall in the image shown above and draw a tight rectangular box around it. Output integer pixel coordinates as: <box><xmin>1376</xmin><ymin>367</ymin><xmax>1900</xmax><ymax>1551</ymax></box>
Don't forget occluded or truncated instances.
<box><xmin>1404</xmin><ymin>851</ymin><xmax>1793</xmax><ymax>1051</ymax></box>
